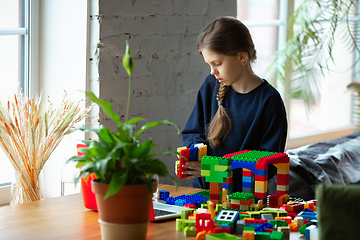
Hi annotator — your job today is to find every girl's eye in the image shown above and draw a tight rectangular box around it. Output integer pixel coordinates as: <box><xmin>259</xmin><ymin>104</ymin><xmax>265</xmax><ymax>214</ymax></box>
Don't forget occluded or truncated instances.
<box><xmin>214</xmin><ymin>63</ymin><xmax>221</xmax><ymax>66</ymax></box>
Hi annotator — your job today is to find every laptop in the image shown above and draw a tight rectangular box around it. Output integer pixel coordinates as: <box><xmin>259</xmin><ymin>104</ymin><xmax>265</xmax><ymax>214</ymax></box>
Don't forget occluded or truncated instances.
<box><xmin>151</xmin><ymin>201</ymin><xmax>192</xmax><ymax>221</ymax></box>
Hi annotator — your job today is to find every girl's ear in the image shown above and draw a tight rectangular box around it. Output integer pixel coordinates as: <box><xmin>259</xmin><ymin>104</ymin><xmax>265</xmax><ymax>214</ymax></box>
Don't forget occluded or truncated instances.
<box><xmin>237</xmin><ymin>52</ymin><xmax>248</xmax><ymax>65</ymax></box>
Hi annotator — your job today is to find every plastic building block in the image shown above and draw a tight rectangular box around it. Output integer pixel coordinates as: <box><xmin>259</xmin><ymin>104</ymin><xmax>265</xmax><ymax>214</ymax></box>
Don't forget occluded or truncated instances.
<box><xmin>277</xmin><ymin>226</ymin><xmax>290</xmax><ymax>240</ymax></box>
<box><xmin>196</xmin><ymin>213</ymin><xmax>214</xmax><ymax>233</ymax></box>
<box><xmin>270</xmin><ymin>231</ymin><xmax>284</xmax><ymax>240</ymax></box>
<box><xmin>166</xmin><ymin>194</ymin><xmax>208</xmax><ymax>207</ymax></box>
<box><xmin>255</xmin><ymin>231</ymin><xmax>271</xmax><ymax>239</ymax></box>
<box><xmin>159</xmin><ymin>190</ymin><xmax>170</xmax><ymax>201</ymax></box>
<box><xmin>297</xmin><ymin>211</ymin><xmax>317</xmax><ymax>221</ymax></box>
<box><xmin>205</xmin><ymin>233</ymin><xmax>242</xmax><ymax>240</ymax></box>
<box><xmin>261</xmin><ymin>214</ymin><xmax>274</xmax><ymax>221</ymax></box>
<box><xmin>182</xmin><ymin>208</ymin><xmax>196</xmax><ymax>219</ymax></box>
<box><xmin>184</xmin><ymin>226</ymin><xmax>197</xmax><ymax>237</ymax></box>
<box><xmin>215</xmin><ymin>210</ymin><xmax>239</xmax><ymax>224</ymax></box>
<box><xmin>242</xmin><ymin>230</ymin><xmax>255</xmax><ymax>240</ymax></box>
<box><xmin>176</xmin><ymin>218</ymin><xmax>196</xmax><ymax>231</ymax></box>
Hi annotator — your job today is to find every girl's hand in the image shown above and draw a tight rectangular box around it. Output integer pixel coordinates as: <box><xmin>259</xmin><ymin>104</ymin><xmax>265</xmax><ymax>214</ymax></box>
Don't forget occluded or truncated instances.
<box><xmin>183</xmin><ymin>161</ymin><xmax>202</xmax><ymax>180</ymax></box>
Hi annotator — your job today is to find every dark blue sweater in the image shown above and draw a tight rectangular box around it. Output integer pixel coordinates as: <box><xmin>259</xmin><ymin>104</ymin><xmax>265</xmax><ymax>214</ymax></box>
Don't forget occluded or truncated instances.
<box><xmin>182</xmin><ymin>74</ymin><xmax>288</xmax><ymax>191</ymax></box>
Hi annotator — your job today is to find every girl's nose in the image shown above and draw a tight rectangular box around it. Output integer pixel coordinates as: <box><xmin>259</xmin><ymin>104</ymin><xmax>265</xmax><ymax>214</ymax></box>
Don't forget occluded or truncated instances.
<box><xmin>211</xmin><ymin>68</ymin><xmax>218</xmax><ymax>75</ymax></box>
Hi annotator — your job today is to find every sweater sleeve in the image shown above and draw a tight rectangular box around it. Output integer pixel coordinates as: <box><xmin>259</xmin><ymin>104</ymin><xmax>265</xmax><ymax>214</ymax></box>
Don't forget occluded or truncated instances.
<box><xmin>259</xmin><ymin>100</ymin><xmax>288</xmax><ymax>153</ymax></box>
<box><xmin>182</xmin><ymin>76</ymin><xmax>215</xmax><ymax>148</ymax></box>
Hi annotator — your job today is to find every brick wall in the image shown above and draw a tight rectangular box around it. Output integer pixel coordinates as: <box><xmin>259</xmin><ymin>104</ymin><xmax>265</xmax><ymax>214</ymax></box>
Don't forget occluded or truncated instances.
<box><xmin>97</xmin><ymin>0</ymin><xmax>236</xmax><ymax>185</ymax></box>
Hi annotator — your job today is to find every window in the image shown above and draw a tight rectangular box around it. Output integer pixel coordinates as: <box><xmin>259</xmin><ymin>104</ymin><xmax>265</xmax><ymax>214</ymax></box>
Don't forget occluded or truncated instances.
<box><xmin>0</xmin><ymin>0</ymin><xmax>29</xmax><ymax>192</ymax></box>
<box><xmin>238</xmin><ymin>0</ymin><xmax>358</xmax><ymax>149</ymax></box>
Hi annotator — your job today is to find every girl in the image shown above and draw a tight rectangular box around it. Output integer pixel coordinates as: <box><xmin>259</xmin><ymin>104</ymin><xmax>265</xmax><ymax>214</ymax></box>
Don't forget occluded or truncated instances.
<box><xmin>182</xmin><ymin>17</ymin><xmax>288</xmax><ymax>192</ymax></box>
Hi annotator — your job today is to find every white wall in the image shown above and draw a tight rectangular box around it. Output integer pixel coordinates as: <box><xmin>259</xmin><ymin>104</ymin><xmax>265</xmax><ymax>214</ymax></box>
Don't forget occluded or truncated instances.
<box><xmin>97</xmin><ymin>0</ymin><xmax>236</xmax><ymax>186</ymax></box>
<box><xmin>39</xmin><ymin>0</ymin><xmax>88</xmax><ymax>198</ymax></box>
<box><xmin>38</xmin><ymin>0</ymin><xmax>236</xmax><ymax>198</ymax></box>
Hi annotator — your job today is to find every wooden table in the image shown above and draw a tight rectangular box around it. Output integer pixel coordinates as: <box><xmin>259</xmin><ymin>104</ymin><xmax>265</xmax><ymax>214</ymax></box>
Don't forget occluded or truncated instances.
<box><xmin>0</xmin><ymin>184</ymin><xmax>303</xmax><ymax>240</ymax></box>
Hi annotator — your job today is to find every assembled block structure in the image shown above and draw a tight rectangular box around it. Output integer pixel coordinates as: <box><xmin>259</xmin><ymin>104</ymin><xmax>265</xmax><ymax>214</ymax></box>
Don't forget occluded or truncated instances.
<box><xmin>176</xmin><ymin>145</ymin><xmax>290</xmax><ymax>205</ymax></box>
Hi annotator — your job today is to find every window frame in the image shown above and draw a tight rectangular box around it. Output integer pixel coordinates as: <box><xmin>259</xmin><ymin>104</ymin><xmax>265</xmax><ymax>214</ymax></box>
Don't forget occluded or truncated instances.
<box><xmin>241</xmin><ymin>0</ymin><xmax>358</xmax><ymax>150</ymax></box>
<box><xmin>0</xmin><ymin>0</ymin><xmax>39</xmax><ymax>205</ymax></box>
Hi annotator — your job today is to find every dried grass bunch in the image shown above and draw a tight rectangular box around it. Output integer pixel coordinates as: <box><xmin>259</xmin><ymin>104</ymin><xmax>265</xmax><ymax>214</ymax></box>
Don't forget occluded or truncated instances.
<box><xmin>0</xmin><ymin>91</ymin><xmax>91</xmax><ymax>205</ymax></box>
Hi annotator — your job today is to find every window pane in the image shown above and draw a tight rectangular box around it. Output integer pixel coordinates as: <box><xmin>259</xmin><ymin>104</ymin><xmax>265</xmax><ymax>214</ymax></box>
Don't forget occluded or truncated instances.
<box><xmin>237</xmin><ymin>0</ymin><xmax>279</xmax><ymax>21</ymax></box>
<box><xmin>0</xmin><ymin>0</ymin><xmax>22</xmax><ymax>28</ymax></box>
<box><xmin>0</xmin><ymin>36</ymin><xmax>21</xmax><ymax>96</ymax></box>
<box><xmin>248</xmin><ymin>26</ymin><xmax>278</xmax><ymax>76</ymax></box>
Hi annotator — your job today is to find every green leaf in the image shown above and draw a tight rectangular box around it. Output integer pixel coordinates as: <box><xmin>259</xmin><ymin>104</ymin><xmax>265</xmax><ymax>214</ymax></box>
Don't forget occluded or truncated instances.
<box><xmin>125</xmin><ymin>117</ymin><xmax>146</xmax><ymax>125</ymax></box>
<box><xmin>136</xmin><ymin>120</ymin><xmax>179</xmax><ymax>138</ymax></box>
<box><xmin>122</xmin><ymin>40</ymin><xmax>135</xmax><ymax>76</ymax></box>
<box><xmin>86</xmin><ymin>92</ymin><xmax>121</xmax><ymax>126</ymax></box>
<box><xmin>105</xmin><ymin>172</ymin><xmax>127</xmax><ymax>199</ymax></box>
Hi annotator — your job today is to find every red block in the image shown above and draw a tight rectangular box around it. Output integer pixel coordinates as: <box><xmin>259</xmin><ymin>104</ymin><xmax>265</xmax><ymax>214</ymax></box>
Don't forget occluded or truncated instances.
<box><xmin>222</xmin><ymin>150</ymin><xmax>250</xmax><ymax>158</ymax></box>
<box><xmin>245</xmin><ymin>219</ymin><xmax>268</xmax><ymax>224</ymax></box>
<box><xmin>277</xmin><ymin>174</ymin><xmax>289</xmax><ymax>185</ymax></box>
<box><xmin>243</xmin><ymin>169</ymin><xmax>254</xmax><ymax>177</ymax></box>
<box><xmin>195</xmin><ymin>213</ymin><xmax>214</xmax><ymax>232</ymax></box>
<box><xmin>255</xmin><ymin>175</ymin><xmax>268</xmax><ymax>182</ymax></box>
<box><xmin>180</xmin><ymin>148</ymin><xmax>190</xmax><ymax>161</ymax></box>
<box><xmin>260</xmin><ymin>153</ymin><xmax>289</xmax><ymax>164</ymax></box>
<box><xmin>255</xmin><ymin>160</ymin><xmax>268</xmax><ymax>170</ymax></box>
<box><xmin>231</xmin><ymin>204</ymin><xmax>240</xmax><ymax>210</ymax></box>
<box><xmin>210</xmin><ymin>193</ymin><xmax>220</xmax><ymax>201</ymax></box>
<box><xmin>254</xmin><ymin>192</ymin><xmax>267</xmax><ymax>199</ymax></box>
<box><xmin>178</xmin><ymin>157</ymin><xmax>188</xmax><ymax>179</ymax></box>
<box><xmin>224</xmin><ymin>177</ymin><xmax>233</xmax><ymax>184</ymax></box>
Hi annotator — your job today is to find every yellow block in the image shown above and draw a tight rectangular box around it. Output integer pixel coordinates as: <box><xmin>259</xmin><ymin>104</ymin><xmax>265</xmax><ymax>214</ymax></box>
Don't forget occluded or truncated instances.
<box><xmin>201</xmin><ymin>170</ymin><xmax>210</xmax><ymax>177</ymax></box>
<box><xmin>255</xmin><ymin>186</ymin><xmax>268</xmax><ymax>193</ymax></box>
<box><xmin>274</xmin><ymin>163</ymin><xmax>289</xmax><ymax>169</ymax></box>
<box><xmin>276</xmin><ymin>167</ymin><xmax>289</xmax><ymax>174</ymax></box>
<box><xmin>214</xmin><ymin>165</ymin><xmax>230</xmax><ymax>171</ymax></box>
<box><xmin>177</xmin><ymin>147</ymin><xmax>187</xmax><ymax>159</ymax></box>
<box><xmin>255</xmin><ymin>181</ymin><xmax>268</xmax><ymax>188</ymax></box>
<box><xmin>198</xmin><ymin>145</ymin><xmax>207</xmax><ymax>161</ymax></box>
<box><xmin>277</xmin><ymin>185</ymin><xmax>289</xmax><ymax>191</ymax></box>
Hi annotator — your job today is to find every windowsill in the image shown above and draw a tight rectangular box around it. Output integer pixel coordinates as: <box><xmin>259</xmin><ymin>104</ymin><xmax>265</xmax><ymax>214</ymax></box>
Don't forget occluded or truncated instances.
<box><xmin>0</xmin><ymin>184</ymin><xmax>11</xmax><ymax>205</ymax></box>
<box><xmin>286</xmin><ymin>125</ymin><xmax>357</xmax><ymax>150</ymax></box>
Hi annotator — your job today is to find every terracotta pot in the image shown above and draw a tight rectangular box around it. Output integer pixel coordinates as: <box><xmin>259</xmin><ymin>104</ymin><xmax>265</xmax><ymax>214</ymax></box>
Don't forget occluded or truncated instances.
<box><xmin>91</xmin><ymin>179</ymin><xmax>156</xmax><ymax>224</ymax></box>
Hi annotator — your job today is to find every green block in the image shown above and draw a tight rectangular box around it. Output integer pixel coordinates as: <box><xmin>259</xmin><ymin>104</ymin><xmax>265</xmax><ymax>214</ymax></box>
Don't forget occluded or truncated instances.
<box><xmin>181</xmin><ymin>208</ymin><xmax>195</xmax><ymax>219</ymax></box>
<box><xmin>184</xmin><ymin>226</ymin><xmax>196</xmax><ymax>237</ymax></box>
<box><xmin>201</xmin><ymin>156</ymin><xmax>222</xmax><ymax>165</ymax></box>
<box><xmin>270</xmin><ymin>231</ymin><xmax>284</xmax><ymax>240</ymax></box>
<box><xmin>176</xmin><ymin>218</ymin><xmax>195</xmax><ymax>231</ymax></box>
<box><xmin>229</xmin><ymin>192</ymin><xmax>254</xmax><ymax>201</ymax></box>
<box><xmin>206</xmin><ymin>233</ymin><xmax>242</xmax><ymax>240</ymax></box>
<box><xmin>268</xmin><ymin>220</ymin><xmax>288</xmax><ymax>228</ymax></box>
<box><xmin>244</xmin><ymin>226</ymin><xmax>256</xmax><ymax>231</ymax></box>
<box><xmin>246</xmin><ymin>211</ymin><xmax>261</xmax><ymax>219</ymax></box>
<box><xmin>214</xmin><ymin>165</ymin><xmax>230</xmax><ymax>171</ymax></box>
<box><xmin>218</xmin><ymin>158</ymin><xmax>232</xmax><ymax>166</ymax></box>
<box><xmin>201</xmin><ymin>169</ymin><xmax>211</xmax><ymax>177</ymax></box>
<box><xmin>239</xmin><ymin>213</ymin><xmax>250</xmax><ymax>220</ymax></box>
<box><xmin>298</xmin><ymin>222</ymin><xmax>313</xmax><ymax>235</ymax></box>
<box><xmin>255</xmin><ymin>232</ymin><xmax>271</xmax><ymax>239</ymax></box>
<box><xmin>205</xmin><ymin>176</ymin><xmax>227</xmax><ymax>183</ymax></box>
<box><xmin>201</xmin><ymin>163</ymin><xmax>211</xmax><ymax>170</ymax></box>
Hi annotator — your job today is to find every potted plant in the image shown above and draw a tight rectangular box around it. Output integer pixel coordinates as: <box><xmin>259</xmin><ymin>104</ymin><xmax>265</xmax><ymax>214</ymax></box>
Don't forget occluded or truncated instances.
<box><xmin>67</xmin><ymin>41</ymin><xmax>178</xmax><ymax>240</ymax></box>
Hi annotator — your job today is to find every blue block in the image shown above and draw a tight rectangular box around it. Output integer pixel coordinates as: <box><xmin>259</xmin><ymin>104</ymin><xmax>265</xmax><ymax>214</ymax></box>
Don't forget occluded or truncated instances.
<box><xmin>175</xmin><ymin>199</ymin><xmax>185</xmax><ymax>206</ymax></box>
<box><xmin>189</xmin><ymin>147</ymin><xmax>198</xmax><ymax>161</ymax></box>
<box><xmin>298</xmin><ymin>211</ymin><xmax>317</xmax><ymax>221</ymax></box>
<box><xmin>242</xmin><ymin>176</ymin><xmax>254</xmax><ymax>183</ymax></box>
<box><xmin>159</xmin><ymin>190</ymin><xmax>170</xmax><ymax>201</ymax></box>
<box><xmin>255</xmin><ymin>222</ymin><xmax>273</xmax><ymax>232</ymax></box>
<box><xmin>243</xmin><ymin>182</ymin><xmax>253</xmax><ymax>188</ymax></box>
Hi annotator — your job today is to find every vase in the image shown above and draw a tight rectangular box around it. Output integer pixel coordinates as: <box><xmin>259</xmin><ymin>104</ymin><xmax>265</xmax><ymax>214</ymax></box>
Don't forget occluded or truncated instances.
<box><xmin>92</xmin><ymin>179</ymin><xmax>156</xmax><ymax>240</ymax></box>
<box><xmin>10</xmin><ymin>169</ymin><xmax>45</xmax><ymax>206</ymax></box>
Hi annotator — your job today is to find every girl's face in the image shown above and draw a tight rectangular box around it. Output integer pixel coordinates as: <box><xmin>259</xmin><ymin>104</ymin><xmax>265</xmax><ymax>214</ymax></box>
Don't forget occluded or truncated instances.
<box><xmin>201</xmin><ymin>48</ymin><xmax>245</xmax><ymax>87</ymax></box>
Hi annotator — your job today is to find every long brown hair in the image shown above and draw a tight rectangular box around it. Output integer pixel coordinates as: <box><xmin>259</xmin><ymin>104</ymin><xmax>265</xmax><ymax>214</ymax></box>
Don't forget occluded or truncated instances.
<box><xmin>198</xmin><ymin>17</ymin><xmax>257</xmax><ymax>147</ymax></box>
